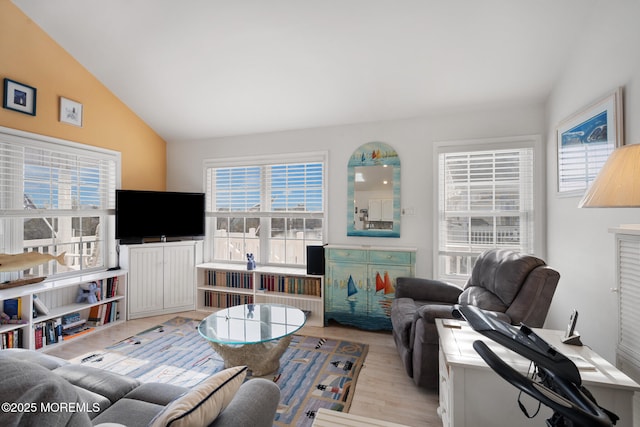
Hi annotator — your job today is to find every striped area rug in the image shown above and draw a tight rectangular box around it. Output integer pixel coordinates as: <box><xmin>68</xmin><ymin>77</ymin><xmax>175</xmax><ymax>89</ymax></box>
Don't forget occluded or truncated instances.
<box><xmin>72</xmin><ymin>317</ymin><xmax>369</xmax><ymax>427</ymax></box>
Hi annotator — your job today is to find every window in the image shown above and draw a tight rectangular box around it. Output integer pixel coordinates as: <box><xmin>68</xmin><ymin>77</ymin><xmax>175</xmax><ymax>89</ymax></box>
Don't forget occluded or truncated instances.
<box><xmin>435</xmin><ymin>136</ymin><xmax>541</xmax><ymax>284</ymax></box>
<box><xmin>0</xmin><ymin>128</ymin><xmax>119</xmax><ymax>282</ymax></box>
<box><xmin>204</xmin><ymin>152</ymin><xmax>326</xmax><ymax>266</ymax></box>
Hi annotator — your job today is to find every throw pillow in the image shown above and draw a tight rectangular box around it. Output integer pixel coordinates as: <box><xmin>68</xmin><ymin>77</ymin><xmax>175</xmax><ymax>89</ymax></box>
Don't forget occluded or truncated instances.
<box><xmin>149</xmin><ymin>365</ymin><xmax>247</xmax><ymax>427</ymax></box>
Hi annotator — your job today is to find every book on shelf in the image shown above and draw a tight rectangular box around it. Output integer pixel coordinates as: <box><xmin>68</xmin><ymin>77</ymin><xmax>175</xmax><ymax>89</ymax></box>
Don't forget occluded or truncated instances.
<box><xmin>202</xmin><ymin>290</ymin><xmax>253</xmax><ymax>308</ymax></box>
<box><xmin>106</xmin><ymin>276</ymin><xmax>119</xmax><ymax>298</ymax></box>
<box><xmin>3</xmin><ymin>298</ymin><xmax>22</xmax><ymax>320</ymax></box>
<box><xmin>258</xmin><ymin>275</ymin><xmax>321</xmax><ymax>296</ymax></box>
<box><xmin>33</xmin><ymin>294</ymin><xmax>49</xmax><ymax>315</ymax></box>
<box><xmin>63</xmin><ymin>323</ymin><xmax>90</xmax><ymax>337</ymax></box>
<box><xmin>62</xmin><ymin>312</ymin><xmax>82</xmax><ymax>325</ymax></box>
<box><xmin>62</xmin><ymin>318</ymin><xmax>87</xmax><ymax>331</ymax></box>
<box><xmin>34</xmin><ymin>325</ymin><xmax>43</xmax><ymax>350</ymax></box>
<box><xmin>0</xmin><ymin>330</ymin><xmax>20</xmax><ymax>349</ymax></box>
<box><xmin>63</xmin><ymin>327</ymin><xmax>94</xmax><ymax>340</ymax></box>
<box><xmin>208</xmin><ymin>270</ymin><xmax>253</xmax><ymax>289</ymax></box>
<box><xmin>87</xmin><ymin>301</ymin><xmax>119</xmax><ymax>327</ymax></box>
<box><xmin>88</xmin><ymin>304</ymin><xmax>105</xmax><ymax>326</ymax></box>
<box><xmin>34</xmin><ymin>318</ymin><xmax>64</xmax><ymax>347</ymax></box>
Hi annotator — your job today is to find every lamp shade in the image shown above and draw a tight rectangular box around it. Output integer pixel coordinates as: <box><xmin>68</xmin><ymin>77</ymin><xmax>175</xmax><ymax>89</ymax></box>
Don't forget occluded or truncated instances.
<box><xmin>579</xmin><ymin>144</ymin><xmax>640</xmax><ymax>208</ymax></box>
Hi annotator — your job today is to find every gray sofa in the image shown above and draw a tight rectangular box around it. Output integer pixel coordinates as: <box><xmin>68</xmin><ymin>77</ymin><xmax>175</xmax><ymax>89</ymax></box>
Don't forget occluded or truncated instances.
<box><xmin>0</xmin><ymin>348</ymin><xmax>280</xmax><ymax>427</ymax></box>
<box><xmin>391</xmin><ymin>249</ymin><xmax>560</xmax><ymax>389</ymax></box>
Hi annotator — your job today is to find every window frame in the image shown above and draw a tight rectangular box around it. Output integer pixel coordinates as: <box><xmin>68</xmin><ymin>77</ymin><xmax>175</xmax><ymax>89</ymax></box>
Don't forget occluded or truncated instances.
<box><xmin>203</xmin><ymin>151</ymin><xmax>328</xmax><ymax>267</ymax></box>
<box><xmin>0</xmin><ymin>126</ymin><xmax>121</xmax><ymax>281</ymax></box>
<box><xmin>433</xmin><ymin>135</ymin><xmax>545</xmax><ymax>284</ymax></box>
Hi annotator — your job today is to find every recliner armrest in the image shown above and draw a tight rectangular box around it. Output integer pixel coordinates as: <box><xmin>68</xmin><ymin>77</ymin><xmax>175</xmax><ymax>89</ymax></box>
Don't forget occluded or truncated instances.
<box><xmin>416</xmin><ymin>304</ymin><xmax>513</xmax><ymax>325</ymax></box>
<box><xmin>396</xmin><ymin>277</ymin><xmax>463</xmax><ymax>302</ymax></box>
<box><xmin>415</xmin><ymin>304</ymin><xmax>458</xmax><ymax>324</ymax></box>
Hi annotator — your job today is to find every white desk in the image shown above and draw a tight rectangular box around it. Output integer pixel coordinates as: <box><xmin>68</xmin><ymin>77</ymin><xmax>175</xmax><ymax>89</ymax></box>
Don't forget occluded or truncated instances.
<box><xmin>436</xmin><ymin>319</ymin><xmax>640</xmax><ymax>427</ymax></box>
<box><xmin>312</xmin><ymin>408</ymin><xmax>411</xmax><ymax>427</ymax></box>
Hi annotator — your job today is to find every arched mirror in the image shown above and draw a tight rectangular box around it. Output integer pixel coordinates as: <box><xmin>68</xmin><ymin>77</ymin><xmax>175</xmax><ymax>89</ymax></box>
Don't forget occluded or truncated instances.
<box><xmin>347</xmin><ymin>141</ymin><xmax>400</xmax><ymax>237</ymax></box>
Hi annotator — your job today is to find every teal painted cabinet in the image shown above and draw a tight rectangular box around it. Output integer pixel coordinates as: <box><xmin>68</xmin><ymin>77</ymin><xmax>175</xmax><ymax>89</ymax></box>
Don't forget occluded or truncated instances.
<box><xmin>324</xmin><ymin>245</ymin><xmax>416</xmax><ymax>330</ymax></box>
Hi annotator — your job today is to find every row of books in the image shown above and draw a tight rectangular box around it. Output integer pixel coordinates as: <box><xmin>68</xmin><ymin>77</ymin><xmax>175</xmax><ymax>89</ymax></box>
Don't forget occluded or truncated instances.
<box><xmin>259</xmin><ymin>275</ymin><xmax>322</xmax><ymax>296</ymax></box>
<box><xmin>34</xmin><ymin>314</ymin><xmax>92</xmax><ymax>350</ymax></box>
<box><xmin>203</xmin><ymin>291</ymin><xmax>253</xmax><ymax>308</ymax></box>
<box><xmin>205</xmin><ymin>270</ymin><xmax>254</xmax><ymax>289</ymax></box>
<box><xmin>203</xmin><ymin>269</ymin><xmax>322</xmax><ymax>297</ymax></box>
<box><xmin>0</xmin><ymin>329</ymin><xmax>22</xmax><ymax>349</ymax></box>
<box><xmin>88</xmin><ymin>301</ymin><xmax>119</xmax><ymax>326</ymax></box>
<box><xmin>91</xmin><ymin>276</ymin><xmax>121</xmax><ymax>301</ymax></box>
<box><xmin>34</xmin><ymin>318</ymin><xmax>64</xmax><ymax>349</ymax></box>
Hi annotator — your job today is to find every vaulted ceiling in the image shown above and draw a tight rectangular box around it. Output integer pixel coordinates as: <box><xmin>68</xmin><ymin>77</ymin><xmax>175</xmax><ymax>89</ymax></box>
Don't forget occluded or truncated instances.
<box><xmin>13</xmin><ymin>0</ymin><xmax>603</xmax><ymax>142</ymax></box>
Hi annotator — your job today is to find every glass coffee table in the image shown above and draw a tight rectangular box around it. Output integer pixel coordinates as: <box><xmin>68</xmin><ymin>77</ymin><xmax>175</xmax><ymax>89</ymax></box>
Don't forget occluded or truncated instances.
<box><xmin>198</xmin><ymin>303</ymin><xmax>306</xmax><ymax>376</ymax></box>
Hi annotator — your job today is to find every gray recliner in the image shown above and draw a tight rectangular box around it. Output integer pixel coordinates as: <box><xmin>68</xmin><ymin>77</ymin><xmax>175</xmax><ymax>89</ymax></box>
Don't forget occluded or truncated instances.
<box><xmin>390</xmin><ymin>248</ymin><xmax>560</xmax><ymax>389</ymax></box>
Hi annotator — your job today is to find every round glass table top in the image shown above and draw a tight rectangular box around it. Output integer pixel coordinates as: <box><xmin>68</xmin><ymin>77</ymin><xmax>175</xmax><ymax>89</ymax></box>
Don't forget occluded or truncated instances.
<box><xmin>197</xmin><ymin>303</ymin><xmax>306</xmax><ymax>345</ymax></box>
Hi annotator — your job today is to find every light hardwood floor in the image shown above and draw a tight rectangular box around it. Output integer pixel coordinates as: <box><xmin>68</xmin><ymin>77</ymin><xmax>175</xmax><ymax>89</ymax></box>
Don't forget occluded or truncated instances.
<box><xmin>44</xmin><ymin>311</ymin><xmax>441</xmax><ymax>427</ymax></box>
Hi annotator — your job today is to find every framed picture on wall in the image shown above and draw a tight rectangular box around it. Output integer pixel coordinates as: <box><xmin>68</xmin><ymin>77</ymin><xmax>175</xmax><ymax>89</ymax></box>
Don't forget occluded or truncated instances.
<box><xmin>3</xmin><ymin>78</ymin><xmax>37</xmax><ymax>116</ymax></box>
<box><xmin>59</xmin><ymin>97</ymin><xmax>83</xmax><ymax>127</ymax></box>
<box><xmin>556</xmin><ymin>87</ymin><xmax>623</xmax><ymax>195</ymax></box>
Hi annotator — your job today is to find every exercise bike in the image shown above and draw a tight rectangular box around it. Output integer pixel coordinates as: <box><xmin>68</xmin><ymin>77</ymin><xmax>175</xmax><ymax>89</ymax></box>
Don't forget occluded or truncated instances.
<box><xmin>454</xmin><ymin>305</ymin><xmax>619</xmax><ymax>426</ymax></box>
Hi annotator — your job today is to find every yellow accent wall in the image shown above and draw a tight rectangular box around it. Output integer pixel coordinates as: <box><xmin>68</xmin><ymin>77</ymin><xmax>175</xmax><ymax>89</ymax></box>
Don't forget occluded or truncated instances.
<box><xmin>0</xmin><ymin>1</ymin><xmax>166</xmax><ymax>190</ymax></box>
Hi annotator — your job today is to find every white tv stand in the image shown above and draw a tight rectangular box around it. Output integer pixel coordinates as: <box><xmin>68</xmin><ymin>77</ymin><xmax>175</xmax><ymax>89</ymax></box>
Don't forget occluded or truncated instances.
<box><xmin>120</xmin><ymin>241</ymin><xmax>203</xmax><ymax>319</ymax></box>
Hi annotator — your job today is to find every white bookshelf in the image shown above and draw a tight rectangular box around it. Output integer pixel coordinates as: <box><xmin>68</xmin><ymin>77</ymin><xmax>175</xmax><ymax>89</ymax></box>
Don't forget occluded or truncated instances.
<box><xmin>196</xmin><ymin>263</ymin><xmax>324</xmax><ymax>327</ymax></box>
<box><xmin>0</xmin><ymin>269</ymin><xmax>127</xmax><ymax>351</ymax></box>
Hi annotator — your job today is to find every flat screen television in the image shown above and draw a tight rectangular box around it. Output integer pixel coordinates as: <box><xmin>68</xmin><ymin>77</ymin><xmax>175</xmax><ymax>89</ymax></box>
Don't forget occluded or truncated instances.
<box><xmin>115</xmin><ymin>190</ymin><xmax>205</xmax><ymax>244</ymax></box>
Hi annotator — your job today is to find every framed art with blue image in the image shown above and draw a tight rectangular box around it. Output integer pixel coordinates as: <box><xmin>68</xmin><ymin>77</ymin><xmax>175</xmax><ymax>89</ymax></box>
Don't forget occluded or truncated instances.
<box><xmin>556</xmin><ymin>87</ymin><xmax>623</xmax><ymax>195</ymax></box>
<box><xmin>3</xmin><ymin>78</ymin><xmax>37</xmax><ymax>116</ymax></box>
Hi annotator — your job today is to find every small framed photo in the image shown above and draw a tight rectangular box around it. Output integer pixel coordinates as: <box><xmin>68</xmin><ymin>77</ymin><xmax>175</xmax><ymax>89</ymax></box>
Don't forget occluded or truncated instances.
<box><xmin>59</xmin><ymin>97</ymin><xmax>83</xmax><ymax>127</ymax></box>
<box><xmin>3</xmin><ymin>78</ymin><xmax>37</xmax><ymax>116</ymax></box>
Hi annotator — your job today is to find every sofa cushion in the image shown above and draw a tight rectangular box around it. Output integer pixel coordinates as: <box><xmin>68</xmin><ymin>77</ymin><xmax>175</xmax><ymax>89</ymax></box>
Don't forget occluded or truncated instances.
<box><xmin>0</xmin><ymin>358</ymin><xmax>92</xmax><ymax>427</ymax></box>
<box><xmin>0</xmin><ymin>347</ymin><xmax>69</xmax><ymax>370</ymax></box>
<box><xmin>53</xmin><ymin>364</ymin><xmax>141</xmax><ymax>404</ymax></box>
<box><xmin>149</xmin><ymin>365</ymin><xmax>248</xmax><ymax>427</ymax></box>
<box><xmin>71</xmin><ymin>386</ymin><xmax>112</xmax><ymax>419</ymax></box>
<box><xmin>124</xmin><ymin>382</ymin><xmax>188</xmax><ymax>406</ymax></box>
<box><xmin>91</xmin><ymin>398</ymin><xmax>166</xmax><ymax>427</ymax></box>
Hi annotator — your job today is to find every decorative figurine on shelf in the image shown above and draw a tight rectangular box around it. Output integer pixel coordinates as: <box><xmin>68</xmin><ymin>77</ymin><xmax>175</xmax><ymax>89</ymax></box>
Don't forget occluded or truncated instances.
<box><xmin>247</xmin><ymin>303</ymin><xmax>255</xmax><ymax>318</ymax></box>
<box><xmin>246</xmin><ymin>253</ymin><xmax>256</xmax><ymax>271</ymax></box>
<box><xmin>76</xmin><ymin>282</ymin><xmax>99</xmax><ymax>304</ymax></box>
<box><xmin>0</xmin><ymin>251</ymin><xmax>67</xmax><ymax>289</ymax></box>
<box><xmin>0</xmin><ymin>251</ymin><xmax>66</xmax><ymax>273</ymax></box>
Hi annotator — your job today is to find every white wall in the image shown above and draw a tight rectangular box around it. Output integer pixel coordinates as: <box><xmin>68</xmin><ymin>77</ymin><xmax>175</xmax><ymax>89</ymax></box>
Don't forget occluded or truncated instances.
<box><xmin>544</xmin><ymin>1</ymin><xmax>640</xmax><ymax>361</ymax></box>
<box><xmin>167</xmin><ymin>1</ymin><xmax>640</xmax><ymax>366</ymax></box>
<box><xmin>167</xmin><ymin>103</ymin><xmax>544</xmax><ymax>279</ymax></box>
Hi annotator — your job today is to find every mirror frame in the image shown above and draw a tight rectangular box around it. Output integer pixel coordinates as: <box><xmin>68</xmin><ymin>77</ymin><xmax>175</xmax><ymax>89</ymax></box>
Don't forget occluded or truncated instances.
<box><xmin>347</xmin><ymin>141</ymin><xmax>401</xmax><ymax>237</ymax></box>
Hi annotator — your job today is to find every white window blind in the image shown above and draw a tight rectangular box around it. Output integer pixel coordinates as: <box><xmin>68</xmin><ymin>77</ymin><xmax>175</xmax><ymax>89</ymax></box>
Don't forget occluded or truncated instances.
<box><xmin>0</xmin><ymin>128</ymin><xmax>118</xmax><ymax>280</ymax></box>
<box><xmin>617</xmin><ymin>237</ymin><xmax>640</xmax><ymax>380</ymax></box>
<box><xmin>208</xmin><ymin>163</ymin><xmax>323</xmax><ymax>214</ymax></box>
<box><xmin>437</xmin><ymin>142</ymin><xmax>535</xmax><ymax>283</ymax></box>
<box><xmin>204</xmin><ymin>153</ymin><xmax>326</xmax><ymax>266</ymax></box>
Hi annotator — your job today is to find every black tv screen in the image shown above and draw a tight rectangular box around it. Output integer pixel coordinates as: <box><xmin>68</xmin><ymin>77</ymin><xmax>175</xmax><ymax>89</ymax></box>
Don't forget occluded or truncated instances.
<box><xmin>116</xmin><ymin>190</ymin><xmax>205</xmax><ymax>243</ymax></box>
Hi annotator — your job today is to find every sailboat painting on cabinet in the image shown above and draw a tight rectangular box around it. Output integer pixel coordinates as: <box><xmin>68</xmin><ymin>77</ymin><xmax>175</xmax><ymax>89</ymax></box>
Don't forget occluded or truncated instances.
<box><xmin>346</xmin><ymin>275</ymin><xmax>358</xmax><ymax>314</ymax></box>
<box><xmin>376</xmin><ymin>271</ymin><xmax>394</xmax><ymax>317</ymax></box>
